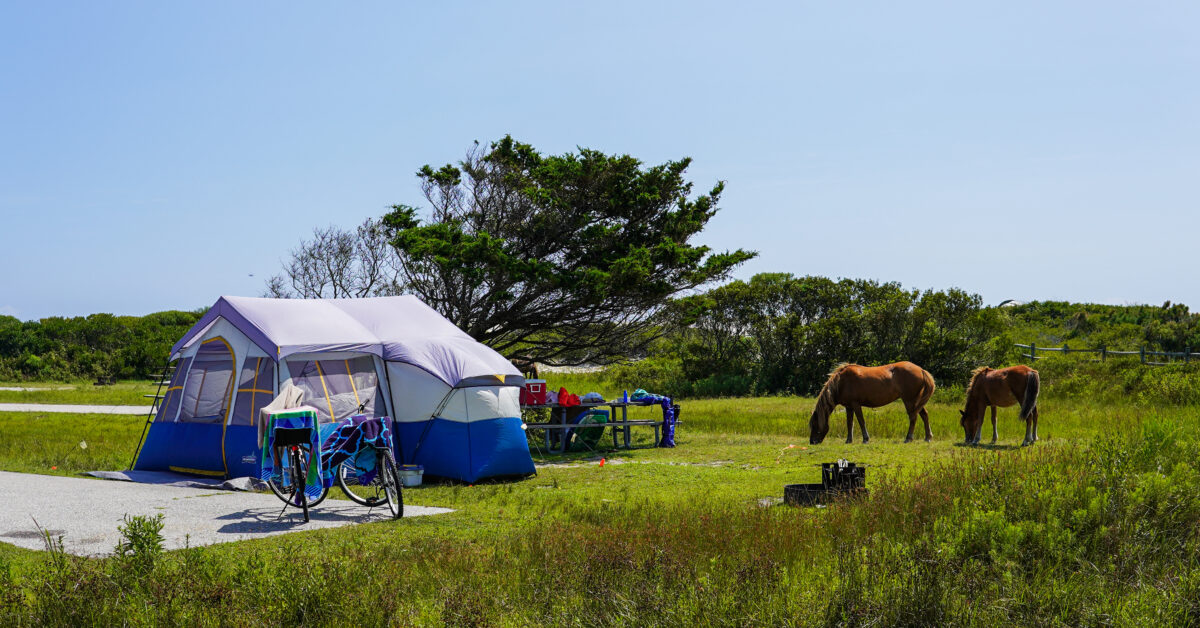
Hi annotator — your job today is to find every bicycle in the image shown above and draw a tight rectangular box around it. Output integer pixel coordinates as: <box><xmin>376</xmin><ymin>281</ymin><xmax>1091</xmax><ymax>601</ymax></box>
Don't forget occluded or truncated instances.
<box><xmin>267</xmin><ymin>426</ymin><xmax>325</xmax><ymax>522</ymax></box>
<box><xmin>266</xmin><ymin>415</ymin><xmax>402</xmax><ymax>520</ymax></box>
<box><xmin>335</xmin><ymin>443</ymin><xmax>403</xmax><ymax>519</ymax></box>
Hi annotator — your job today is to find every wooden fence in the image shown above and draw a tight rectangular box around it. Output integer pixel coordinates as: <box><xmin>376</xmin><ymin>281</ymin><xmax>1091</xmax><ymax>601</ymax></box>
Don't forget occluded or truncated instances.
<box><xmin>1015</xmin><ymin>343</ymin><xmax>1200</xmax><ymax>366</ymax></box>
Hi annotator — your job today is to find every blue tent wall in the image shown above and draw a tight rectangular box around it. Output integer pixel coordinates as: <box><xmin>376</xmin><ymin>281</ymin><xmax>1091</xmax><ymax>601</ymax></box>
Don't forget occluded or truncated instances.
<box><xmin>134</xmin><ymin>422</ymin><xmax>227</xmax><ymax>477</ymax></box>
<box><xmin>395</xmin><ymin>416</ymin><xmax>534</xmax><ymax>482</ymax></box>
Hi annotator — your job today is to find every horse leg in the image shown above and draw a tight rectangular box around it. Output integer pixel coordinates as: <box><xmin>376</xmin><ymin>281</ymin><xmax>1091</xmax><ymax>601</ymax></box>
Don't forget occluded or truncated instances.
<box><xmin>919</xmin><ymin>407</ymin><xmax>932</xmax><ymax>442</ymax></box>
<box><xmin>1022</xmin><ymin>414</ymin><xmax>1034</xmax><ymax>446</ymax></box>
<box><xmin>1032</xmin><ymin>406</ymin><xmax>1040</xmax><ymax>442</ymax></box>
<box><xmin>855</xmin><ymin>406</ymin><xmax>869</xmax><ymax>444</ymax></box>
<box><xmin>904</xmin><ymin>406</ymin><xmax>917</xmax><ymax>443</ymax></box>
<box><xmin>990</xmin><ymin>405</ymin><xmax>998</xmax><ymax>444</ymax></box>
<box><xmin>845</xmin><ymin>406</ymin><xmax>854</xmax><ymax>444</ymax></box>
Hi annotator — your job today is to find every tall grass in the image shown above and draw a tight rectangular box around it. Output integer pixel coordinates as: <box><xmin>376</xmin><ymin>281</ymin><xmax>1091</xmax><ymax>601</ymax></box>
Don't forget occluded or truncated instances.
<box><xmin>3</xmin><ymin>415</ymin><xmax>1199</xmax><ymax>625</ymax></box>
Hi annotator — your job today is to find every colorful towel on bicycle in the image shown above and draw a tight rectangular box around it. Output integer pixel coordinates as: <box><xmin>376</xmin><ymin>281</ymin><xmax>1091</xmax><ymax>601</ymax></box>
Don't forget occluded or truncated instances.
<box><xmin>631</xmin><ymin>393</ymin><xmax>678</xmax><ymax>448</ymax></box>
<box><xmin>320</xmin><ymin>415</ymin><xmax>395</xmax><ymax>485</ymax></box>
<box><xmin>259</xmin><ymin>407</ymin><xmax>328</xmax><ymax>499</ymax></box>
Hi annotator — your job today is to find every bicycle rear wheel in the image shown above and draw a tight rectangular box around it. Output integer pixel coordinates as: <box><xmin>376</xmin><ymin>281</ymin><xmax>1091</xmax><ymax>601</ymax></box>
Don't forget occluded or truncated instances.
<box><xmin>290</xmin><ymin>448</ymin><xmax>309</xmax><ymax>522</ymax></box>
<box><xmin>268</xmin><ymin>447</ymin><xmax>329</xmax><ymax>508</ymax></box>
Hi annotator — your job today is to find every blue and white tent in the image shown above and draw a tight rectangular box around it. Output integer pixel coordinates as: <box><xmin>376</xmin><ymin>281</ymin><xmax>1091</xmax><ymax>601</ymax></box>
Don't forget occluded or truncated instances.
<box><xmin>133</xmin><ymin>295</ymin><xmax>534</xmax><ymax>482</ymax></box>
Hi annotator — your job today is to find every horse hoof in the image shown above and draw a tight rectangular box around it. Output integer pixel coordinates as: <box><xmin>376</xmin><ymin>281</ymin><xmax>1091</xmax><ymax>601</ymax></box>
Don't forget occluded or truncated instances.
<box><xmin>862</xmin><ymin>438</ymin><xmax>870</xmax><ymax>444</ymax></box>
<box><xmin>904</xmin><ymin>437</ymin><xmax>913</xmax><ymax>443</ymax></box>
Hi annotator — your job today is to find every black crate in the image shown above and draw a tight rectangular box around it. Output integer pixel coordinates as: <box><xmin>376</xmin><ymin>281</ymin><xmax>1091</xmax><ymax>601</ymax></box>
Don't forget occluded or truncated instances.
<box><xmin>783</xmin><ymin>483</ymin><xmax>827</xmax><ymax>507</ymax></box>
<box><xmin>785</xmin><ymin>461</ymin><xmax>868</xmax><ymax>507</ymax></box>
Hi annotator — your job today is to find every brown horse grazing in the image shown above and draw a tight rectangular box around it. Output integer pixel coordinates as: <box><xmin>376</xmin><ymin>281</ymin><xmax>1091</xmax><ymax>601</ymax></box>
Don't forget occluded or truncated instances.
<box><xmin>959</xmin><ymin>365</ymin><xmax>1041</xmax><ymax>446</ymax></box>
<box><xmin>809</xmin><ymin>361</ymin><xmax>937</xmax><ymax>444</ymax></box>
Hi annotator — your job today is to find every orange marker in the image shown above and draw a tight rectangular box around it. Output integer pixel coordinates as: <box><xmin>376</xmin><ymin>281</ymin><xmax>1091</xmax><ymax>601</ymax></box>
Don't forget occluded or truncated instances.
<box><xmin>599</xmin><ymin>458</ymin><xmax>606</xmax><ymax>467</ymax></box>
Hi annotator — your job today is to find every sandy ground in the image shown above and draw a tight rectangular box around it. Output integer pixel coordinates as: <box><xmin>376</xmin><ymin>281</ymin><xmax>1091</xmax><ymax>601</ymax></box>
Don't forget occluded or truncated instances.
<box><xmin>0</xmin><ymin>403</ymin><xmax>153</xmax><ymax>414</ymax></box>
<box><xmin>0</xmin><ymin>471</ymin><xmax>452</xmax><ymax>556</ymax></box>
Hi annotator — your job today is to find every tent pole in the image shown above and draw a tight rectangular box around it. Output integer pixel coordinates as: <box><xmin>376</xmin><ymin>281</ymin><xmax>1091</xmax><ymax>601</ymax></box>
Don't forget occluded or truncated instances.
<box><xmin>380</xmin><ymin>357</ymin><xmax>401</xmax><ymax>463</ymax></box>
<box><xmin>129</xmin><ymin>356</ymin><xmax>173</xmax><ymax>470</ymax></box>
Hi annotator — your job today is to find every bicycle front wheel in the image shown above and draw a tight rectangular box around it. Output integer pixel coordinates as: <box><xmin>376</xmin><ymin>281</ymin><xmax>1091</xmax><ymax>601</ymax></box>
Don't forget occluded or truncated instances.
<box><xmin>336</xmin><ymin>461</ymin><xmax>377</xmax><ymax>506</ymax></box>
<box><xmin>380</xmin><ymin>458</ymin><xmax>403</xmax><ymax>519</ymax></box>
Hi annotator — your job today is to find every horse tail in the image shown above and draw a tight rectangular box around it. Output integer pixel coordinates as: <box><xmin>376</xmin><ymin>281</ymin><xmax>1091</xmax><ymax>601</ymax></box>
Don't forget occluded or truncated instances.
<box><xmin>918</xmin><ymin>368</ymin><xmax>936</xmax><ymax>409</ymax></box>
<box><xmin>1020</xmin><ymin>369</ymin><xmax>1040</xmax><ymax>419</ymax></box>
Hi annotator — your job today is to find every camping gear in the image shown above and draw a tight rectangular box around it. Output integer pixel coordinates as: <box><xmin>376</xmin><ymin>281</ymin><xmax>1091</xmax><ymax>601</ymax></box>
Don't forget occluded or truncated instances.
<box><xmin>557</xmin><ymin>387</ymin><xmax>580</xmax><ymax>407</ymax></box>
<box><xmin>132</xmin><ymin>295</ymin><xmax>534</xmax><ymax>483</ymax></box>
<box><xmin>629</xmin><ymin>392</ymin><xmax>678</xmax><ymax>447</ymax></box>
<box><xmin>521</xmin><ymin>379</ymin><xmax>547</xmax><ymax>406</ymax></box>
<box><xmin>399</xmin><ymin>465</ymin><xmax>424</xmax><ymax>487</ymax></box>
<box><xmin>566</xmin><ymin>408</ymin><xmax>609</xmax><ymax>451</ymax></box>
<box><xmin>581</xmin><ymin>392</ymin><xmax>605</xmax><ymax>404</ymax></box>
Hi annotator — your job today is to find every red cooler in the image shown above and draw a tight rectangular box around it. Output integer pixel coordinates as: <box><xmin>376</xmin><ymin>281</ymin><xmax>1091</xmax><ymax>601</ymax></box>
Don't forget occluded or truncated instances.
<box><xmin>521</xmin><ymin>379</ymin><xmax>547</xmax><ymax>406</ymax></box>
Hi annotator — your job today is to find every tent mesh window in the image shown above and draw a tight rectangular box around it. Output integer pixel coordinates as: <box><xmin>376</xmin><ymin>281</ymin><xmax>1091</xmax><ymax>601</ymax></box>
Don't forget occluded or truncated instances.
<box><xmin>231</xmin><ymin>357</ymin><xmax>275</xmax><ymax>426</ymax></box>
<box><xmin>178</xmin><ymin>339</ymin><xmax>235</xmax><ymax>424</ymax></box>
<box><xmin>155</xmin><ymin>356</ymin><xmax>192</xmax><ymax>422</ymax></box>
<box><xmin>287</xmin><ymin>356</ymin><xmax>385</xmax><ymax>424</ymax></box>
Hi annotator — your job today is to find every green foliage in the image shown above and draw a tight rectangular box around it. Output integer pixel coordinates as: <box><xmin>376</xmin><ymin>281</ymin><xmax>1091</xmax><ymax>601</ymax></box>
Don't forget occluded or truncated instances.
<box><xmin>667</xmin><ymin>274</ymin><xmax>1005</xmax><ymax>395</ymax></box>
<box><xmin>1008</xmin><ymin>300</ymin><xmax>1200</xmax><ymax>351</ymax></box>
<box><xmin>114</xmin><ymin>514</ymin><xmax>165</xmax><ymax>575</ymax></box>
<box><xmin>1031</xmin><ymin>354</ymin><xmax>1200</xmax><ymax>405</ymax></box>
<box><xmin>0</xmin><ymin>310</ymin><xmax>202</xmax><ymax>381</ymax></box>
<box><xmin>382</xmin><ymin>136</ymin><xmax>755</xmax><ymax>364</ymax></box>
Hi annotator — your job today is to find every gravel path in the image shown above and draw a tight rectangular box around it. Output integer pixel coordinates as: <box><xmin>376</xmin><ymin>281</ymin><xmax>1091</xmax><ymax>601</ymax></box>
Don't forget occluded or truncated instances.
<box><xmin>0</xmin><ymin>471</ymin><xmax>452</xmax><ymax>556</ymax></box>
<box><xmin>0</xmin><ymin>403</ymin><xmax>153</xmax><ymax>415</ymax></box>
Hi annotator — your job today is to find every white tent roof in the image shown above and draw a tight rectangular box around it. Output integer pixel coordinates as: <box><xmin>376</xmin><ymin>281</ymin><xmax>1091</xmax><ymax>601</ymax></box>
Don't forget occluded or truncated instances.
<box><xmin>172</xmin><ymin>295</ymin><xmax>520</xmax><ymax>387</ymax></box>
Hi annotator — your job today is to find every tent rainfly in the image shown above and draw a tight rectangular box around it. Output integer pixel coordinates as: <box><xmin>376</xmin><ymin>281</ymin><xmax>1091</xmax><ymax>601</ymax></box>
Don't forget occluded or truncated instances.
<box><xmin>132</xmin><ymin>295</ymin><xmax>535</xmax><ymax>483</ymax></box>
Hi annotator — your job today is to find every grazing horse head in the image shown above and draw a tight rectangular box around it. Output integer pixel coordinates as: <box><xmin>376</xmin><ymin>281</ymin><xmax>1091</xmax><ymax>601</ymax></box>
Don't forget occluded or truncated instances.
<box><xmin>960</xmin><ymin>367</ymin><xmax>991</xmax><ymax>441</ymax></box>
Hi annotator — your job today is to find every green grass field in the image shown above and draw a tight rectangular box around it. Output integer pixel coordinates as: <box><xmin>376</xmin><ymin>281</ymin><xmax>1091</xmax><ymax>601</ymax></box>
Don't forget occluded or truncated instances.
<box><xmin>2</xmin><ymin>388</ymin><xmax>1199</xmax><ymax>625</ymax></box>
<box><xmin>0</xmin><ymin>381</ymin><xmax>159</xmax><ymax>406</ymax></box>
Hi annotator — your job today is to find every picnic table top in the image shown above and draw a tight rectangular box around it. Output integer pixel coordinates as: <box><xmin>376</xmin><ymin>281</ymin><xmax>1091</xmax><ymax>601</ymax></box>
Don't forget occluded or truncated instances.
<box><xmin>520</xmin><ymin>399</ymin><xmax>677</xmax><ymax>410</ymax></box>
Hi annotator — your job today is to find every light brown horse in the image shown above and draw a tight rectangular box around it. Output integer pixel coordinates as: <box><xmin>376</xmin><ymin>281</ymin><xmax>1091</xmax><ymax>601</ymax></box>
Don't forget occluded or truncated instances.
<box><xmin>959</xmin><ymin>365</ymin><xmax>1041</xmax><ymax>446</ymax></box>
<box><xmin>809</xmin><ymin>361</ymin><xmax>936</xmax><ymax>444</ymax></box>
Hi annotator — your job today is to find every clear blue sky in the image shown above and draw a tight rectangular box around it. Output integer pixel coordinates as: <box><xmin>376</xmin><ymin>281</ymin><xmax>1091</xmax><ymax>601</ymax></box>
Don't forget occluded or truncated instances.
<box><xmin>2</xmin><ymin>2</ymin><xmax>1197</xmax><ymax>321</ymax></box>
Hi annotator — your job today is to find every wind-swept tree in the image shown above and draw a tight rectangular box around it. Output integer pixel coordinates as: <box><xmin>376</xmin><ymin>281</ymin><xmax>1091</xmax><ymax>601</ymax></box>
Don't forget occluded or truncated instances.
<box><xmin>381</xmin><ymin>137</ymin><xmax>755</xmax><ymax>364</ymax></box>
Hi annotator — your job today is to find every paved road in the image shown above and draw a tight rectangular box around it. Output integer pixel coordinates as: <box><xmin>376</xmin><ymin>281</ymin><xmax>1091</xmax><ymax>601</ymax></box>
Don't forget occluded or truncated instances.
<box><xmin>0</xmin><ymin>471</ymin><xmax>452</xmax><ymax>556</ymax></box>
<box><xmin>0</xmin><ymin>403</ymin><xmax>153</xmax><ymax>414</ymax></box>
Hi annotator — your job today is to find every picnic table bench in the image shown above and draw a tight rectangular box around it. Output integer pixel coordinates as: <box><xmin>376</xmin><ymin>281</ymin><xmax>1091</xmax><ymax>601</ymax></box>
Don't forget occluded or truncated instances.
<box><xmin>521</xmin><ymin>401</ymin><xmax>680</xmax><ymax>454</ymax></box>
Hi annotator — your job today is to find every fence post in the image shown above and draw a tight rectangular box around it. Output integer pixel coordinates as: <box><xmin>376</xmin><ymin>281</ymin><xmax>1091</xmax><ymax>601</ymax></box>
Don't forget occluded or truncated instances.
<box><xmin>1030</xmin><ymin>343</ymin><xmax>1036</xmax><ymax>362</ymax></box>
<box><xmin>1187</xmin><ymin>347</ymin><xmax>1191</xmax><ymax>364</ymax></box>
<box><xmin>1140</xmin><ymin>346</ymin><xmax>1145</xmax><ymax>364</ymax></box>
<box><xmin>1101</xmin><ymin>345</ymin><xmax>1106</xmax><ymax>362</ymax></box>
<box><xmin>1063</xmin><ymin>343</ymin><xmax>1069</xmax><ymax>355</ymax></box>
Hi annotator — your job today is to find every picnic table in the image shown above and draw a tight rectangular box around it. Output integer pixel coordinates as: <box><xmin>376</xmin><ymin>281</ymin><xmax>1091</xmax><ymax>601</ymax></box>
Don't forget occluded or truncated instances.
<box><xmin>521</xmin><ymin>400</ymin><xmax>679</xmax><ymax>454</ymax></box>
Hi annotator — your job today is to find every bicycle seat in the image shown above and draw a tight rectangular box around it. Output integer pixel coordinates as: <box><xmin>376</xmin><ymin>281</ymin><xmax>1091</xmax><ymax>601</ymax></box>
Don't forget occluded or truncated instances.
<box><xmin>273</xmin><ymin>427</ymin><xmax>313</xmax><ymax>448</ymax></box>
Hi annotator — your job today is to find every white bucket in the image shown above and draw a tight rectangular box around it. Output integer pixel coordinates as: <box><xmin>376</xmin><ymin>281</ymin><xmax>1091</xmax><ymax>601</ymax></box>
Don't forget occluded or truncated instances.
<box><xmin>399</xmin><ymin>465</ymin><xmax>424</xmax><ymax>487</ymax></box>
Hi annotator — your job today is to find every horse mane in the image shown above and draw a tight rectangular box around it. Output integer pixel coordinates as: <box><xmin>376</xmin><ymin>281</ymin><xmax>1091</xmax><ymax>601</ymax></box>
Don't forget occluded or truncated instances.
<box><xmin>816</xmin><ymin>363</ymin><xmax>854</xmax><ymax>412</ymax></box>
<box><xmin>963</xmin><ymin>366</ymin><xmax>993</xmax><ymax>412</ymax></box>
<box><xmin>967</xmin><ymin>366</ymin><xmax>992</xmax><ymax>392</ymax></box>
